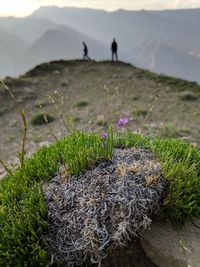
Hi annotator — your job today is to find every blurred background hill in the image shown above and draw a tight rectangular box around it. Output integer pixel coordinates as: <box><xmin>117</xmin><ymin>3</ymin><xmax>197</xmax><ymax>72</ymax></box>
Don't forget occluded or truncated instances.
<box><xmin>1</xmin><ymin>7</ymin><xmax>200</xmax><ymax>82</ymax></box>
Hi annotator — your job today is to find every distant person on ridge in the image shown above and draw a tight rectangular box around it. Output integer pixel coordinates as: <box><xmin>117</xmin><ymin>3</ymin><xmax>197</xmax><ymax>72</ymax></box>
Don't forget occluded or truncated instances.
<box><xmin>82</xmin><ymin>42</ymin><xmax>91</xmax><ymax>61</ymax></box>
<box><xmin>111</xmin><ymin>38</ymin><xmax>118</xmax><ymax>61</ymax></box>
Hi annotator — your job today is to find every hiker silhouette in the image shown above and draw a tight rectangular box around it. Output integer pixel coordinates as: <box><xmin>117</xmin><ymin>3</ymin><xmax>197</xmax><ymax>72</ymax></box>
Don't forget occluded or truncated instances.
<box><xmin>82</xmin><ymin>42</ymin><xmax>91</xmax><ymax>61</ymax></box>
<box><xmin>111</xmin><ymin>38</ymin><xmax>118</xmax><ymax>61</ymax></box>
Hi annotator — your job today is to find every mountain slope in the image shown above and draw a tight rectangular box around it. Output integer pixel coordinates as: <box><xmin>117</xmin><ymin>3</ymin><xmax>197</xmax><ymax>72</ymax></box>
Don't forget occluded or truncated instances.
<box><xmin>152</xmin><ymin>44</ymin><xmax>200</xmax><ymax>81</ymax></box>
<box><xmin>133</xmin><ymin>41</ymin><xmax>200</xmax><ymax>82</ymax></box>
<box><xmin>0</xmin><ymin>29</ymin><xmax>28</xmax><ymax>77</ymax></box>
<box><xmin>31</xmin><ymin>6</ymin><xmax>200</xmax><ymax>82</ymax></box>
<box><xmin>0</xmin><ymin>16</ymin><xmax>58</xmax><ymax>44</ymax></box>
<box><xmin>24</xmin><ymin>26</ymin><xmax>108</xmax><ymax>70</ymax></box>
<box><xmin>0</xmin><ymin>16</ymin><xmax>60</xmax><ymax>77</ymax></box>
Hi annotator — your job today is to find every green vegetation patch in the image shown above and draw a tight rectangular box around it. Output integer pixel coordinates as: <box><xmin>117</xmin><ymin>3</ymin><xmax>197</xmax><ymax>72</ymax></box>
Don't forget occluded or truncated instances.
<box><xmin>135</xmin><ymin>109</ymin><xmax>148</xmax><ymax>117</ymax></box>
<box><xmin>72</xmin><ymin>117</ymin><xmax>81</xmax><ymax>123</ymax></box>
<box><xmin>179</xmin><ymin>91</ymin><xmax>199</xmax><ymax>101</ymax></box>
<box><xmin>75</xmin><ymin>100</ymin><xmax>89</xmax><ymax>108</ymax></box>
<box><xmin>31</xmin><ymin>113</ymin><xmax>55</xmax><ymax>126</ymax></box>
<box><xmin>25</xmin><ymin>62</ymin><xmax>64</xmax><ymax>77</ymax></box>
<box><xmin>0</xmin><ymin>131</ymin><xmax>200</xmax><ymax>265</ymax></box>
<box><xmin>25</xmin><ymin>60</ymin><xmax>83</xmax><ymax>77</ymax></box>
<box><xmin>135</xmin><ymin>68</ymin><xmax>200</xmax><ymax>92</ymax></box>
<box><xmin>0</xmin><ymin>108</ymin><xmax>7</xmax><ymax>117</ymax></box>
<box><xmin>3</xmin><ymin>77</ymin><xmax>31</xmax><ymax>88</ymax></box>
<box><xmin>158</xmin><ymin>125</ymin><xmax>181</xmax><ymax>139</ymax></box>
<box><xmin>154</xmin><ymin>75</ymin><xmax>198</xmax><ymax>89</ymax></box>
<box><xmin>35</xmin><ymin>100</ymin><xmax>53</xmax><ymax>108</ymax></box>
<box><xmin>60</xmin><ymin>81</ymin><xmax>69</xmax><ymax>87</ymax></box>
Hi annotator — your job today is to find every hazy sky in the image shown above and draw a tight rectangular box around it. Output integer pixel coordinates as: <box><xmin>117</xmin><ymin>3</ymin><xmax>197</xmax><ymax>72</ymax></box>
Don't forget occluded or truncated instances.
<box><xmin>0</xmin><ymin>0</ymin><xmax>200</xmax><ymax>17</ymax></box>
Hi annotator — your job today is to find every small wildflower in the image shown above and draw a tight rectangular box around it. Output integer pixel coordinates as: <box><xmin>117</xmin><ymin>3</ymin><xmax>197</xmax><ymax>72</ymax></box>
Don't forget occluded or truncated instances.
<box><xmin>117</xmin><ymin>117</ymin><xmax>129</xmax><ymax>127</ymax></box>
<box><xmin>100</xmin><ymin>133</ymin><xmax>108</xmax><ymax>139</ymax></box>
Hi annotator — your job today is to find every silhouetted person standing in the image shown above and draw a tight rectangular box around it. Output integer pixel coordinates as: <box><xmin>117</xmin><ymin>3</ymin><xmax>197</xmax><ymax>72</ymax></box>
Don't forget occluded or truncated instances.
<box><xmin>82</xmin><ymin>42</ymin><xmax>90</xmax><ymax>61</ymax></box>
<box><xmin>111</xmin><ymin>38</ymin><xmax>118</xmax><ymax>61</ymax></box>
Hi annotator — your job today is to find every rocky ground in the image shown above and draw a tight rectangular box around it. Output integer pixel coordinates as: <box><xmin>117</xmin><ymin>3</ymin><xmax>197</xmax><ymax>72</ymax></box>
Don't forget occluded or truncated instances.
<box><xmin>0</xmin><ymin>60</ymin><xmax>200</xmax><ymax>174</ymax></box>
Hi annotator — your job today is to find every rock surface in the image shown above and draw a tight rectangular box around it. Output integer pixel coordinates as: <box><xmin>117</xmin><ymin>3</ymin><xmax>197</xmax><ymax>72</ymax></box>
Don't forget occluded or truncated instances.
<box><xmin>140</xmin><ymin>220</ymin><xmax>200</xmax><ymax>267</ymax></box>
<box><xmin>100</xmin><ymin>241</ymin><xmax>157</xmax><ymax>267</ymax></box>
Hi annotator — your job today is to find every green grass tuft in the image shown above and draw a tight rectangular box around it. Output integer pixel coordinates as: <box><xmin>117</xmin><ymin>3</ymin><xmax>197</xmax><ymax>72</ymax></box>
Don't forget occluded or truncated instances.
<box><xmin>31</xmin><ymin>113</ymin><xmax>55</xmax><ymax>126</ymax></box>
<box><xmin>158</xmin><ymin>125</ymin><xmax>181</xmax><ymax>139</ymax></box>
<box><xmin>0</xmin><ymin>108</ymin><xmax>7</xmax><ymax>116</ymax></box>
<box><xmin>0</xmin><ymin>130</ymin><xmax>200</xmax><ymax>265</ymax></box>
<box><xmin>75</xmin><ymin>100</ymin><xmax>89</xmax><ymax>108</ymax></box>
<box><xmin>135</xmin><ymin>109</ymin><xmax>148</xmax><ymax>117</ymax></box>
<box><xmin>179</xmin><ymin>91</ymin><xmax>199</xmax><ymax>101</ymax></box>
<box><xmin>72</xmin><ymin>117</ymin><xmax>81</xmax><ymax>123</ymax></box>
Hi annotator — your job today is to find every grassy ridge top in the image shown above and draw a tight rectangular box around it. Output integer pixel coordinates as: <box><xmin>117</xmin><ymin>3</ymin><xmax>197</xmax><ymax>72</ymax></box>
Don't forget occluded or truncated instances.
<box><xmin>24</xmin><ymin>60</ymin><xmax>200</xmax><ymax>91</ymax></box>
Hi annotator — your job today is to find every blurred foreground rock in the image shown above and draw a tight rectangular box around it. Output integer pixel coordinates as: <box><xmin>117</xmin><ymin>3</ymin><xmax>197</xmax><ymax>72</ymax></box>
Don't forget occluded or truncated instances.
<box><xmin>140</xmin><ymin>220</ymin><xmax>200</xmax><ymax>267</ymax></box>
<box><xmin>100</xmin><ymin>240</ymin><xmax>157</xmax><ymax>267</ymax></box>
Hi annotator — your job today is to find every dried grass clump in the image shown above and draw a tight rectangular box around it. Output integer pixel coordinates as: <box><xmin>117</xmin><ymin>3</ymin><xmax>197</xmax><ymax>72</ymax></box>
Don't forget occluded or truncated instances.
<box><xmin>31</xmin><ymin>113</ymin><xmax>55</xmax><ymax>126</ymax></box>
<box><xmin>43</xmin><ymin>148</ymin><xmax>168</xmax><ymax>266</ymax></box>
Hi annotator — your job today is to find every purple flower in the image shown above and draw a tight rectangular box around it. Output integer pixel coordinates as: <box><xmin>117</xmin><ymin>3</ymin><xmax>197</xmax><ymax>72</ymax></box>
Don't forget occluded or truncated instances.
<box><xmin>117</xmin><ymin>117</ymin><xmax>129</xmax><ymax>127</ymax></box>
<box><xmin>100</xmin><ymin>133</ymin><xmax>108</xmax><ymax>139</ymax></box>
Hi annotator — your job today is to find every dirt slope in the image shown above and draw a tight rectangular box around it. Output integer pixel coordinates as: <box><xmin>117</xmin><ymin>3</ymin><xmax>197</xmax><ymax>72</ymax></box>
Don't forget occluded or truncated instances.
<box><xmin>0</xmin><ymin>60</ymin><xmax>199</xmax><ymax>164</ymax></box>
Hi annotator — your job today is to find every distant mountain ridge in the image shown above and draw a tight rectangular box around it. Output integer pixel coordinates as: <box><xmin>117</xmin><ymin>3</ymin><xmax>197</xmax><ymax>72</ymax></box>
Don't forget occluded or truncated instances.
<box><xmin>1</xmin><ymin>6</ymin><xmax>200</xmax><ymax>83</ymax></box>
